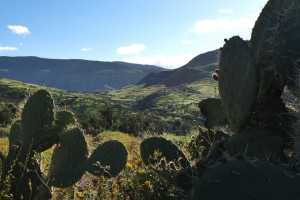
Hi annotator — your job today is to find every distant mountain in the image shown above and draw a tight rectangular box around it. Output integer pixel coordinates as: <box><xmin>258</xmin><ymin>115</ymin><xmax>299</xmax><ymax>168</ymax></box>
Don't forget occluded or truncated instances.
<box><xmin>137</xmin><ymin>49</ymin><xmax>220</xmax><ymax>87</ymax></box>
<box><xmin>0</xmin><ymin>56</ymin><xmax>165</xmax><ymax>92</ymax></box>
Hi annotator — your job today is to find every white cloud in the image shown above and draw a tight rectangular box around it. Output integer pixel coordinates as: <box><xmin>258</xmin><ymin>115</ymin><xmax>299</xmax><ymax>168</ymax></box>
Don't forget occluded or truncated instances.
<box><xmin>218</xmin><ymin>8</ymin><xmax>234</xmax><ymax>14</ymax></box>
<box><xmin>181</xmin><ymin>40</ymin><xmax>193</xmax><ymax>45</ymax></box>
<box><xmin>193</xmin><ymin>14</ymin><xmax>258</xmax><ymax>35</ymax></box>
<box><xmin>116</xmin><ymin>43</ymin><xmax>146</xmax><ymax>55</ymax></box>
<box><xmin>0</xmin><ymin>46</ymin><xmax>19</xmax><ymax>51</ymax></box>
<box><xmin>121</xmin><ymin>53</ymin><xmax>198</xmax><ymax>69</ymax></box>
<box><xmin>19</xmin><ymin>43</ymin><xmax>24</xmax><ymax>46</ymax></box>
<box><xmin>7</xmin><ymin>25</ymin><xmax>30</xmax><ymax>35</ymax></box>
<box><xmin>81</xmin><ymin>47</ymin><xmax>93</xmax><ymax>52</ymax></box>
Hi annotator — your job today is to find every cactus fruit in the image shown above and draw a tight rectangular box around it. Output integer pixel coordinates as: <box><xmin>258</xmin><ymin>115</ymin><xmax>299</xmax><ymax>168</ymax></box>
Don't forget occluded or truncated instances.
<box><xmin>49</xmin><ymin>128</ymin><xmax>88</xmax><ymax>188</ymax></box>
<box><xmin>189</xmin><ymin>159</ymin><xmax>300</xmax><ymax>200</ymax></box>
<box><xmin>198</xmin><ymin>98</ymin><xmax>227</xmax><ymax>129</ymax></box>
<box><xmin>21</xmin><ymin>89</ymin><xmax>55</xmax><ymax>152</ymax></box>
<box><xmin>226</xmin><ymin>129</ymin><xmax>283</xmax><ymax>159</ymax></box>
<box><xmin>140</xmin><ymin>137</ymin><xmax>190</xmax><ymax>167</ymax></box>
<box><xmin>87</xmin><ymin>140</ymin><xmax>128</xmax><ymax>177</ymax></box>
<box><xmin>218</xmin><ymin>36</ymin><xmax>258</xmax><ymax>131</ymax></box>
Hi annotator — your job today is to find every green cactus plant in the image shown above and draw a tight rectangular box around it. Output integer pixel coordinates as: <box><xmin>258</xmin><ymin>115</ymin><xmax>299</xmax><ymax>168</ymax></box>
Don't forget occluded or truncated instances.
<box><xmin>218</xmin><ymin>36</ymin><xmax>258</xmax><ymax>131</ymax></box>
<box><xmin>198</xmin><ymin>98</ymin><xmax>227</xmax><ymax>129</ymax></box>
<box><xmin>250</xmin><ymin>0</ymin><xmax>281</xmax><ymax>58</ymax></box>
<box><xmin>226</xmin><ymin>128</ymin><xmax>283</xmax><ymax>159</ymax></box>
<box><xmin>294</xmin><ymin>120</ymin><xmax>300</xmax><ymax>159</ymax></box>
<box><xmin>21</xmin><ymin>89</ymin><xmax>55</xmax><ymax>152</ymax></box>
<box><xmin>53</xmin><ymin>110</ymin><xmax>76</xmax><ymax>134</ymax></box>
<box><xmin>8</xmin><ymin>121</ymin><xmax>22</xmax><ymax>151</ymax></box>
<box><xmin>87</xmin><ymin>140</ymin><xmax>128</xmax><ymax>177</ymax></box>
<box><xmin>189</xmin><ymin>159</ymin><xmax>300</xmax><ymax>200</ymax></box>
<box><xmin>49</xmin><ymin>127</ymin><xmax>88</xmax><ymax>188</ymax></box>
<box><xmin>274</xmin><ymin>4</ymin><xmax>300</xmax><ymax>94</ymax></box>
<box><xmin>140</xmin><ymin>136</ymin><xmax>190</xmax><ymax>168</ymax></box>
<box><xmin>0</xmin><ymin>89</ymin><xmax>128</xmax><ymax>199</ymax></box>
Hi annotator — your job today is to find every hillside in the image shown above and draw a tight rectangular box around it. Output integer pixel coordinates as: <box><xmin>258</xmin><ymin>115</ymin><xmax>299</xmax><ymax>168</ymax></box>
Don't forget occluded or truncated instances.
<box><xmin>0</xmin><ymin>56</ymin><xmax>166</xmax><ymax>92</ymax></box>
<box><xmin>137</xmin><ymin>49</ymin><xmax>220</xmax><ymax>87</ymax></box>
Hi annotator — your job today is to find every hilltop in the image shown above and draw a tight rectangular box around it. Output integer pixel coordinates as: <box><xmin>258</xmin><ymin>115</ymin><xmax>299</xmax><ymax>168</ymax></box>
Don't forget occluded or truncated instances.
<box><xmin>137</xmin><ymin>49</ymin><xmax>219</xmax><ymax>87</ymax></box>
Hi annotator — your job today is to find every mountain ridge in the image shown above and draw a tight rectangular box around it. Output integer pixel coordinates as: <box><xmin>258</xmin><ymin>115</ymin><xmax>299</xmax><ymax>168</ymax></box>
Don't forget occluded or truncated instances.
<box><xmin>137</xmin><ymin>49</ymin><xmax>220</xmax><ymax>87</ymax></box>
<box><xmin>0</xmin><ymin>56</ymin><xmax>166</xmax><ymax>92</ymax></box>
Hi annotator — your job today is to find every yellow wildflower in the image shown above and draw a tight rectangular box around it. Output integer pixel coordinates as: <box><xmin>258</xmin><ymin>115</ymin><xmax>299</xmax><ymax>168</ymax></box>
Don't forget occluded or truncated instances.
<box><xmin>126</xmin><ymin>163</ymin><xmax>133</xmax><ymax>170</ymax></box>
<box><xmin>127</xmin><ymin>179</ymin><xmax>131</xmax><ymax>185</ymax></box>
<box><xmin>119</xmin><ymin>178</ymin><xmax>124</xmax><ymax>182</ymax></box>
<box><xmin>112</xmin><ymin>182</ymin><xmax>119</xmax><ymax>188</ymax></box>
<box><xmin>77</xmin><ymin>191</ymin><xmax>84</xmax><ymax>198</ymax></box>
<box><xmin>136</xmin><ymin>160</ymin><xmax>142</xmax><ymax>166</ymax></box>
<box><xmin>138</xmin><ymin>184</ymin><xmax>143</xmax><ymax>190</ymax></box>
<box><xmin>99</xmin><ymin>175</ymin><xmax>105</xmax><ymax>182</ymax></box>
<box><xmin>144</xmin><ymin>180</ymin><xmax>151</xmax><ymax>187</ymax></box>
<box><xmin>153</xmin><ymin>150</ymin><xmax>159</xmax><ymax>157</ymax></box>
<box><xmin>111</xmin><ymin>190</ymin><xmax>119</xmax><ymax>197</ymax></box>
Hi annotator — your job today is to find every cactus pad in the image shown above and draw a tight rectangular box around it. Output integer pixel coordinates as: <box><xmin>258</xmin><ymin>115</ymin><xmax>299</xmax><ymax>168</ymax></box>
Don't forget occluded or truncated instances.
<box><xmin>21</xmin><ymin>89</ymin><xmax>55</xmax><ymax>151</ymax></box>
<box><xmin>49</xmin><ymin>128</ymin><xmax>88</xmax><ymax>188</ymax></box>
<box><xmin>227</xmin><ymin>129</ymin><xmax>283</xmax><ymax>158</ymax></box>
<box><xmin>87</xmin><ymin>140</ymin><xmax>128</xmax><ymax>177</ymax></box>
<box><xmin>190</xmin><ymin>159</ymin><xmax>300</xmax><ymax>200</ymax></box>
<box><xmin>218</xmin><ymin>36</ymin><xmax>258</xmax><ymax>131</ymax></box>
<box><xmin>198</xmin><ymin>98</ymin><xmax>228</xmax><ymax>129</ymax></box>
<box><xmin>250</xmin><ymin>0</ymin><xmax>280</xmax><ymax>57</ymax></box>
<box><xmin>8</xmin><ymin>122</ymin><xmax>22</xmax><ymax>150</ymax></box>
<box><xmin>140</xmin><ymin>137</ymin><xmax>189</xmax><ymax>167</ymax></box>
<box><xmin>294</xmin><ymin>120</ymin><xmax>300</xmax><ymax>159</ymax></box>
<box><xmin>53</xmin><ymin>110</ymin><xmax>76</xmax><ymax>134</ymax></box>
<box><xmin>274</xmin><ymin>5</ymin><xmax>300</xmax><ymax>92</ymax></box>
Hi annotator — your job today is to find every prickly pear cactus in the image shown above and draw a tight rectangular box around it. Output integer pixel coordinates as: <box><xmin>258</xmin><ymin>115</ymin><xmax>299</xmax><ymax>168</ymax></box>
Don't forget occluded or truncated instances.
<box><xmin>49</xmin><ymin>128</ymin><xmax>88</xmax><ymax>188</ymax></box>
<box><xmin>21</xmin><ymin>89</ymin><xmax>55</xmax><ymax>151</ymax></box>
<box><xmin>140</xmin><ymin>137</ymin><xmax>190</xmax><ymax>167</ymax></box>
<box><xmin>250</xmin><ymin>0</ymin><xmax>281</xmax><ymax>57</ymax></box>
<box><xmin>186</xmin><ymin>127</ymin><xmax>228</xmax><ymax>160</ymax></box>
<box><xmin>274</xmin><ymin>4</ymin><xmax>300</xmax><ymax>93</ymax></box>
<box><xmin>87</xmin><ymin>140</ymin><xmax>128</xmax><ymax>177</ymax></box>
<box><xmin>8</xmin><ymin>121</ymin><xmax>22</xmax><ymax>151</ymax></box>
<box><xmin>294</xmin><ymin>120</ymin><xmax>300</xmax><ymax>159</ymax></box>
<box><xmin>218</xmin><ymin>36</ymin><xmax>258</xmax><ymax>131</ymax></box>
<box><xmin>190</xmin><ymin>159</ymin><xmax>300</xmax><ymax>200</ymax></box>
<box><xmin>198</xmin><ymin>98</ymin><xmax>227</xmax><ymax>129</ymax></box>
<box><xmin>226</xmin><ymin>129</ymin><xmax>283</xmax><ymax>158</ymax></box>
<box><xmin>53</xmin><ymin>110</ymin><xmax>76</xmax><ymax>134</ymax></box>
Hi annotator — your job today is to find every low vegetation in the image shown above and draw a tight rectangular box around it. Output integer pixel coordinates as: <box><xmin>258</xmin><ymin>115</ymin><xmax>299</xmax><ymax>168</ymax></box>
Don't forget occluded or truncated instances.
<box><xmin>1</xmin><ymin>0</ymin><xmax>300</xmax><ymax>199</ymax></box>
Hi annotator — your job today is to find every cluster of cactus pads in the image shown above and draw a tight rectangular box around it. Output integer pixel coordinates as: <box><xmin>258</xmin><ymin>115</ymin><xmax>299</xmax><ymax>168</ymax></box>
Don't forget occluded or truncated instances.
<box><xmin>0</xmin><ymin>89</ymin><xmax>128</xmax><ymax>199</ymax></box>
<box><xmin>191</xmin><ymin>0</ymin><xmax>300</xmax><ymax>199</ymax></box>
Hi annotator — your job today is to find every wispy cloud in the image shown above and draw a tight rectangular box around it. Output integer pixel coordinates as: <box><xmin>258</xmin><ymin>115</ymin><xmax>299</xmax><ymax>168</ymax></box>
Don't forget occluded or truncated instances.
<box><xmin>218</xmin><ymin>8</ymin><xmax>234</xmax><ymax>14</ymax></box>
<box><xmin>121</xmin><ymin>53</ymin><xmax>198</xmax><ymax>69</ymax></box>
<box><xmin>0</xmin><ymin>46</ymin><xmax>19</xmax><ymax>51</ymax></box>
<box><xmin>117</xmin><ymin>43</ymin><xmax>146</xmax><ymax>55</ymax></box>
<box><xmin>193</xmin><ymin>14</ymin><xmax>258</xmax><ymax>35</ymax></box>
<box><xmin>7</xmin><ymin>25</ymin><xmax>30</xmax><ymax>35</ymax></box>
<box><xmin>81</xmin><ymin>47</ymin><xmax>93</xmax><ymax>52</ymax></box>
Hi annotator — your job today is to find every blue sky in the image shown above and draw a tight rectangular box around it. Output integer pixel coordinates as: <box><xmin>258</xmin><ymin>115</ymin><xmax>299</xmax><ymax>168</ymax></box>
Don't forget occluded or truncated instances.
<box><xmin>0</xmin><ymin>0</ymin><xmax>268</xmax><ymax>69</ymax></box>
